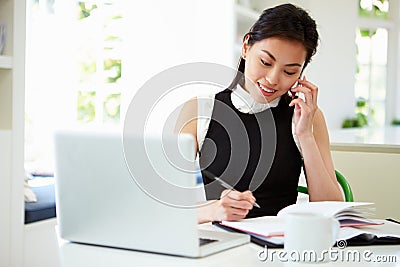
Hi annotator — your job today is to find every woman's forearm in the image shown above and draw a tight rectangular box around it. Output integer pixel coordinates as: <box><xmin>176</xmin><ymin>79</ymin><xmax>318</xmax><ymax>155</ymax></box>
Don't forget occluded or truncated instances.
<box><xmin>197</xmin><ymin>200</ymin><xmax>217</xmax><ymax>224</ymax></box>
<box><xmin>299</xmin><ymin>134</ymin><xmax>343</xmax><ymax>201</ymax></box>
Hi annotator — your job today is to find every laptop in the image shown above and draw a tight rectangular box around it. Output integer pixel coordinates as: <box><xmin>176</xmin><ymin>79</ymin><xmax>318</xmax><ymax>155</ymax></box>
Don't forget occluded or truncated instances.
<box><xmin>54</xmin><ymin>130</ymin><xmax>249</xmax><ymax>258</ymax></box>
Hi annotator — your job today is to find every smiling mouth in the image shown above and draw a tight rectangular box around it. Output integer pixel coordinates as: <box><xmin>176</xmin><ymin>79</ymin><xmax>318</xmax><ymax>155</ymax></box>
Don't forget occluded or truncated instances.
<box><xmin>258</xmin><ymin>82</ymin><xmax>276</xmax><ymax>93</ymax></box>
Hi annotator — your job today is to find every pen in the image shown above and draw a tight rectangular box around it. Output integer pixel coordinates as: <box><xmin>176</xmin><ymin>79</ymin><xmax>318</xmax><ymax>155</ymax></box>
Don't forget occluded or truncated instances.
<box><xmin>202</xmin><ymin>170</ymin><xmax>261</xmax><ymax>208</ymax></box>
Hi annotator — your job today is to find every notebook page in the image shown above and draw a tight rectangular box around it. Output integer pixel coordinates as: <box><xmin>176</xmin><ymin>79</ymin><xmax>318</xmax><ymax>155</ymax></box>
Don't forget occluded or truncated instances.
<box><xmin>220</xmin><ymin>216</ymin><xmax>284</xmax><ymax>238</ymax></box>
<box><xmin>277</xmin><ymin>201</ymin><xmax>373</xmax><ymax>218</ymax></box>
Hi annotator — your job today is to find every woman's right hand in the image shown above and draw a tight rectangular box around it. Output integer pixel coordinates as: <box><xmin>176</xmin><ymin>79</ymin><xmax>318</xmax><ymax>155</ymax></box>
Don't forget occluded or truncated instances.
<box><xmin>212</xmin><ymin>189</ymin><xmax>256</xmax><ymax>221</ymax></box>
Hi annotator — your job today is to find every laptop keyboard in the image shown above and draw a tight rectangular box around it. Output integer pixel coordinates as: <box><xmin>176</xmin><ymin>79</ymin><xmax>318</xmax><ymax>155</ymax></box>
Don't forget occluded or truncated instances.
<box><xmin>199</xmin><ymin>238</ymin><xmax>218</xmax><ymax>246</ymax></box>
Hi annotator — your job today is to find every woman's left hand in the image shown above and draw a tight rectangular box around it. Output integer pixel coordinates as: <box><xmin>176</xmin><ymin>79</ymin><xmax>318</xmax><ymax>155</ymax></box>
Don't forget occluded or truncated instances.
<box><xmin>289</xmin><ymin>76</ymin><xmax>319</xmax><ymax>138</ymax></box>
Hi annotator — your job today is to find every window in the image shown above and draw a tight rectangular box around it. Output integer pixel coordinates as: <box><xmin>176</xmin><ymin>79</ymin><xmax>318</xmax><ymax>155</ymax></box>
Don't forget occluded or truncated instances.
<box><xmin>354</xmin><ymin>0</ymin><xmax>399</xmax><ymax>127</ymax></box>
<box><xmin>76</xmin><ymin>2</ymin><xmax>123</xmax><ymax>125</ymax></box>
<box><xmin>25</xmin><ymin>0</ymin><xmax>124</xmax><ymax>171</ymax></box>
<box><xmin>355</xmin><ymin>27</ymin><xmax>388</xmax><ymax>126</ymax></box>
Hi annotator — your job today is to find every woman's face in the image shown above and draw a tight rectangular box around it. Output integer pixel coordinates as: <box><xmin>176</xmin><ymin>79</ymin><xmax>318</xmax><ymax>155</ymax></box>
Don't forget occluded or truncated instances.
<box><xmin>242</xmin><ymin>36</ymin><xmax>307</xmax><ymax>103</ymax></box>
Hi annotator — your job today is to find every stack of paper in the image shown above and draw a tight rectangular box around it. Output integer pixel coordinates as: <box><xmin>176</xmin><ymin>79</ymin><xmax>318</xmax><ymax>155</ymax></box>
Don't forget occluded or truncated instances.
<box><xmin>277</xmin><ymin>201</ymin><xmax>377</xmax><ymax>227</ymax></box>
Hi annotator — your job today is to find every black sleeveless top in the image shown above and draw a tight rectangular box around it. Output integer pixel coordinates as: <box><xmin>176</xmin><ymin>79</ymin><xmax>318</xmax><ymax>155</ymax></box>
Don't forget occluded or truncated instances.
<box><xmin>199</xmin><ymin>88</ymin><xmax>302</xmax><ymax>217</ymax></box>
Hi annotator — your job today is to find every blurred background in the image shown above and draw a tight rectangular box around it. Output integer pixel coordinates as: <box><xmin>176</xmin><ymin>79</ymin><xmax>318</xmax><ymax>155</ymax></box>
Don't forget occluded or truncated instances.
<box><xmin>24</xmin><ymin>0</ymin><xmax>400</xmax><ymax>171</ymax></box>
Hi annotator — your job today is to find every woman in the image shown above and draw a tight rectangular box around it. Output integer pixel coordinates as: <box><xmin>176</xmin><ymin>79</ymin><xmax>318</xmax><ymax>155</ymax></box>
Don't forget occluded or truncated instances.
<box><xmin>175</xmin><ymin>3</ymin><xmax>343</xmax><ymax>224</ymax></box>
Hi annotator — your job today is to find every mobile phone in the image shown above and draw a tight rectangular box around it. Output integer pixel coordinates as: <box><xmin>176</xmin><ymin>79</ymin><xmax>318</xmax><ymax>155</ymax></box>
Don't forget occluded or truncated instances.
<box><xmin>290</xmin><ymin>75</ymin><xmax>304</xmax><ymax>100</ymax></box>
<box><xmin>290</xmin><ymin>79</ymin><xmax>300</xmax><ymax>100</ymax></box>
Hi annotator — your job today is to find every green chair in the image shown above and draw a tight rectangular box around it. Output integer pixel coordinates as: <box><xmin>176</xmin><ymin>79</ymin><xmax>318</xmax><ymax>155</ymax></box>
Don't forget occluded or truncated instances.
<box><xmin>297</xmin><ymin>169</ymin><xmax>354</xmax><ymax>202</ymax></box>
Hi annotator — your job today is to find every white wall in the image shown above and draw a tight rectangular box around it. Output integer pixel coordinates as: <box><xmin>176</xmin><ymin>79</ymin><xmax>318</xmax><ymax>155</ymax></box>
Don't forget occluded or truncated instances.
<box><xmin>304</xmin><ymin>0</ymin><xmax>358</xmax><ymax>130</ymax></box>
<box><xmin>332</xmin><ymin>150</ymin><xmax>400</xmax><ymax>220</ymax></box>
<box><xmin>121</xmin><ymin>0</ymin><xmax>235</xmax><ymax>118</ymax></box>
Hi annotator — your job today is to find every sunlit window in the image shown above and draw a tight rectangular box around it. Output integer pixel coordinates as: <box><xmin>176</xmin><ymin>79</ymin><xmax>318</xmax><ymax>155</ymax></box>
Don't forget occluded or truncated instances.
<box><xmin>359</xmin><ymin>0</ymin><xmax>389</xmax><ymax>18</ymax></box>
<box><xmin>25</xmin><ymin>0</ymin><xmax>123</xmax><ymax>171</ymax></box>
<box><xmin>75</xmin><ymin>1</ymin><xmax>123</xmax><ymax>124</ymax></box>
<box><xmin>355</xmin><ymin>28</ymin><xmax>388</xmax><ymax>127</ymax></box>
<box><xmin>349</xmin><ymin>0</ymin><xmax>390</xmax><ymax>127</ymax></box>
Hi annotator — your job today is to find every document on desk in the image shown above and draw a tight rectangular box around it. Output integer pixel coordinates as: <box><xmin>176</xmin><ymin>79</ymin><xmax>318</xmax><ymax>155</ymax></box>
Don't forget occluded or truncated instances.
<box><xmin>220</xmin><ymin>216</ymin><xmax>284</xmax><ymax>238</ymax></box>
<box><xmin>277</xmin><ymin>201</ymin><xmax>378</xmax><ymax>227</ymax></box>
<box><xmin>218</xmin><ymin>202</ymin><xmax>400</xmax><ymax>247</ymax></box>
<box><xmin>218</xmin><ymin>217</ymin><xmax>285</xmax><ymax>246</ymax></box>
<box><xmin>221</xmin><ymin>201</ymin><xmax>378</xmax><ymax>235</ymax></box>
<box><xmin>219</xmin><ymin>217</ymin><xmax>400</xmax><ymax>247</ymax></box>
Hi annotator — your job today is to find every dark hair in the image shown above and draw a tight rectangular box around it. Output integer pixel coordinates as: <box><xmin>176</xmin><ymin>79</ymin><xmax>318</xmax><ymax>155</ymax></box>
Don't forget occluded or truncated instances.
<box><xmin>229</xmin><ymin>3</ymin><xmax>319</xmax><ymax>88</ymax></box>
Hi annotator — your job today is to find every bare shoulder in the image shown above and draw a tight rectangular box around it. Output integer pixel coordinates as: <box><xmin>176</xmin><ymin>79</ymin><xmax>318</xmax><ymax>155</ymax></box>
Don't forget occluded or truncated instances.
<box><xmin>181</xmin><ymin>97</ymin><xmax>198</xmax><ymax>115</ymax></box>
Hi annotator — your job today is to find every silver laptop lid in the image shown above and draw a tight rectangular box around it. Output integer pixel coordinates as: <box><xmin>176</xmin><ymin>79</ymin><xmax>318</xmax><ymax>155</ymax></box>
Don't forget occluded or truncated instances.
<box><xmin>54</xmin><ymin>130</ymin><xmax>200</xmax><ymax>256</ymax></box>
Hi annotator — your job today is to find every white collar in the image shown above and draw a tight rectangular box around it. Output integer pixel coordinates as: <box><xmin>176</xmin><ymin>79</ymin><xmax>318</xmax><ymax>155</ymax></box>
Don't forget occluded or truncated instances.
<box><xmin>231</xmin><ymin>84</ymin><xmax>280</xmax><ymax>114</ymax></box>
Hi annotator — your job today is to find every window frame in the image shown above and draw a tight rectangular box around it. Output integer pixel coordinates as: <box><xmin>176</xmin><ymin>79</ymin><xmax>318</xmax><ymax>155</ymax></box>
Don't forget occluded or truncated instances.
<box><xmin>356</xmin><ymin>0</ymin><xmax>400</xmax><ymax>125</ymax></box>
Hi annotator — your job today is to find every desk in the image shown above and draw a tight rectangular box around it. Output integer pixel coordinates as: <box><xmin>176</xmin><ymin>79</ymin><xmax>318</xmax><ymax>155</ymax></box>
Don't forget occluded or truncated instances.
<box><xmin>57</xmin><ymin>224</ymin><xmax>400</xmax><ymax>267</ymax></box>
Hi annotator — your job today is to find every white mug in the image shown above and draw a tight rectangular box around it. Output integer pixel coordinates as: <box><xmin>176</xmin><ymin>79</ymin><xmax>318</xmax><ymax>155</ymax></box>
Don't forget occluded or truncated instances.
<box><xmin>284</xmin><ymin>212</ymin><xmax>340</xmax><ymax>263</ymax></box>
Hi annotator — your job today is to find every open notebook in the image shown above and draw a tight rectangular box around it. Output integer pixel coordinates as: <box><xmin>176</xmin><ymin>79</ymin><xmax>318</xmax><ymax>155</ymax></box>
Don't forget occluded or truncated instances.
<box><xmin>278</xmin><ymin>201</ymin><xmax>378</xmax><ymax>227</ymax></box>
<box><xmin>217</xmin><ymin>201</ymin><xmax>400</xmax><ymax>247</ymax></box>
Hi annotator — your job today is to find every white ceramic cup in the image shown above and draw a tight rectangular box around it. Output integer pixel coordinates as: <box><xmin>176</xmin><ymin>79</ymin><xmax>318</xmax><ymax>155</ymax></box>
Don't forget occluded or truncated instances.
<box><xmin>284</xmin><ymin>212</ymin><xmax>340</xmax><ymax>263</ymax></box>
